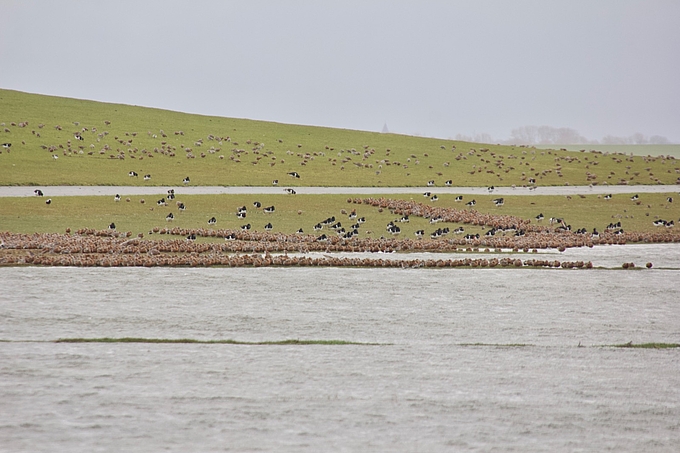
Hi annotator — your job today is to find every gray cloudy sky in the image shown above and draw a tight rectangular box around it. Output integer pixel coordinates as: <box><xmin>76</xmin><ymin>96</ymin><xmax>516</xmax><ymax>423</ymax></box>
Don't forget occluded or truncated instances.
<box><xmin>1</xmin><ymin>0</ymin><xmax>679</xmax><ymax>142</ymax></box>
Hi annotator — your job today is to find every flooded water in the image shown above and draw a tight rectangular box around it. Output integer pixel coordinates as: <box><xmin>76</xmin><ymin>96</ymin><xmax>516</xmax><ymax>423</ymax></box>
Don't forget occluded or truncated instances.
<box><xmin>2</xmin><ymin>244</ymin><xmax>680</xmax><ymax>451</ymax></box>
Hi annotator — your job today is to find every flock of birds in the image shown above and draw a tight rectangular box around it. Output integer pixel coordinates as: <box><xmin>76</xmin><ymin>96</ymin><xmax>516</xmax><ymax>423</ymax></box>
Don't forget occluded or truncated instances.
<box><xmin>30</xmin><ymin>170</ymin><xmax>680</xmax><ymax>245</ymax></box>
<box><xmin>3</xmin><ymin>119</ymin><xmax>680</xmax><ymax>268</ymax></box>
<box><xmin>5</xmin><ymin>191</ymin><xmax>680</xmax><ymax>267</ymax></box>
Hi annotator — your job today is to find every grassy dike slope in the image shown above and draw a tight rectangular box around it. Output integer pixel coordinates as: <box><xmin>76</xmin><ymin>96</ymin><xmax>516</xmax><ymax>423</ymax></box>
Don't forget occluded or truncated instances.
<box><xmin>2</xmin><ymin>89</ymin><xmax>679</xmax><ymax>187</ymax></box>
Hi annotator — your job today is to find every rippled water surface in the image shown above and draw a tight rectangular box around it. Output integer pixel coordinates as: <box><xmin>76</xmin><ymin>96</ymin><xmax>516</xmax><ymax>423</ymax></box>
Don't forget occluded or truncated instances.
<box><xmin>2</xmin><ymin>245</ymin><xmax>679</xmax><ymax>452</ymax></box>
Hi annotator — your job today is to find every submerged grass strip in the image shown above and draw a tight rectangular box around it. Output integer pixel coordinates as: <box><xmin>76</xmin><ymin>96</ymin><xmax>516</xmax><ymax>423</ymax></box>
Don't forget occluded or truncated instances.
<box><xmin>609</xmin><ymin>342</ymin><xmax>679</xmax><ymax>349</ymax></box>
<box><xmin>55</xmin><ymin>337</ymin><xmax>386</xmax><ymax>345</ymax></box>
<box><xmin>458</xmin><ymin>343</ymin><xmax>534</xmax><ymax>347</ymax></box>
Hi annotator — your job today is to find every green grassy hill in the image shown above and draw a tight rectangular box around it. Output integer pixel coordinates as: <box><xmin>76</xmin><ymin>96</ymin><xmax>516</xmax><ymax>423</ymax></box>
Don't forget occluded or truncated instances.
<box><xmin>2</xmin><ymin>89</ymin><xmax>679</xmax><ymax>187</ymax></box>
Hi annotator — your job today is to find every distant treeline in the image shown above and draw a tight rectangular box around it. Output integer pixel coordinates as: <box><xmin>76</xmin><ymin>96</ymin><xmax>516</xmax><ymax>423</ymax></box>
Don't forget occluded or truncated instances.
<box><xmin>454</xmin><ymin>126</ymin><xmax>673</xmax><ymax>145</ymax></box>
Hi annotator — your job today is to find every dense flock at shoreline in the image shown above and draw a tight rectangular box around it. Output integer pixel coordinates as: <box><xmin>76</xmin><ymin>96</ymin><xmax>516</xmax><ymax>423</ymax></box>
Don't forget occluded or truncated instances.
<box><xmin>2</xmin><ymin>197</ymin><xmax>677</xmax><ymax>268</ymax></box>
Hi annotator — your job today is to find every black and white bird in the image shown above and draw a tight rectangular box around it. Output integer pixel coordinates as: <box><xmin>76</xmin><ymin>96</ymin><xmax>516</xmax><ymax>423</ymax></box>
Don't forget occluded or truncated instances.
<box><xmin>1</xmin><ymin>143</ymin><xmax>11</xmax><ymax>149</ymax></box>
<box><xmin>114</xmin><ymin>194</ymin><xmax>121</xmax><ymax>202</ymax></box>
<box><xmin>263</xmin><ymin>206</ymin><xmax>275</xmax><ymax>213</ymax></box>
<box><xmin>183</xmin><ymin>176</ymin><xmax>190</xmax><ymax>184</ymax></box>
<box><xmin>45</xmin><ymin>199</ymin><xmax>51</xmax><ymax>205</ymax></box>
<box><xmin>272</xmin><ymin>179</ymin><xmax>279</xmax><ymax>186</ymax></box>
<box><xmin>208</xmin><ymin>217</ymin><xmax>217</xmax><ymax>225</ymax></box>
<box><xmin>166</xmin><ymin>213</ymin><xmax>174</xmax><ymax>221</ymax></box>
<box><xmin>143</xmin><ymin>174</ymin><xmax>151</xmax><ymax>181</ymax></box>
<box><xmin>445</xmin><ymin>180</ymin><xmax>453</xmax><ymax>186</ymax></box>
<box><xmin>129</xmin><ymin>171</ymin><xmax>138</xmax><ymax>177</ymax></box>
<box><xmin>34</xmin><ymin>189</ymin><xmax>43</xmax><ymax>196</ymax></box>
<box><xmin>285</xmin><ymin>188</ymin><xmax>297</xmax><ymax>195</ymax></box>
<box><xmin>287</xmin><ymin>171</ymin><xmax>300</xmax><ymax>178</ymax></box>
<box><xmin>108</xmin><ymin>223</ymin><xmax>116</xmax><ymax>230</ymax></box>
<box><xmin>466</xmin><ymin>199</ymin><xmax>476</xmax><ymax>207</ymax></box>
<box><xmin>455</xmin><ymin>195</ymin><xmax>463</xmax><ymax>202</ymax></box>
<box><xmin>253</xmin><ymin>201</ymin><xmax>262</xmax><ymax>208</ymax></box>
<box><xmin>264</xmin><ymin>222</ymin><xmax>273</xmax><ymax>231</ymax></box>
<box><xmin>241</xmin><ymin>223</ymin><xmax>251</xmax><ymax>230</ymax></box>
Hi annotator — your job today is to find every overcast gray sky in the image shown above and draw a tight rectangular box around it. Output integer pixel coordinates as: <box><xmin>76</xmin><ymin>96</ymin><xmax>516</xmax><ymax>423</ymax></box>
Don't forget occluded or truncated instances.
<box><xmin>1</xmin><ymin>0</ymin><xmax>678</xmax><ymax>142</ymax></box>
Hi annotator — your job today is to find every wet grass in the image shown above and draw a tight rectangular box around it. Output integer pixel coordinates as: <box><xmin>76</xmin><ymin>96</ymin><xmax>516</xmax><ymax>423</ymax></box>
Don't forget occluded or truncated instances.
<box><xmin>610</xmin><ymin>342</ymin><xmax>679</xmax><ymax>349</ymax></box>
<box><xmin>1</xmin><ymin>191</ymin><xmax>677</xmax><ymax>237</ymax></box>
<box><xmin>55</xmin><ymin>337</ymin><xmax>385</xmax><ymax>345</ymax></box>
<box><xmin>2</xmin><ymin>88</ymin><xmax>680</xmax><ymax>187</ymax></box>
<box><xmin>458</xmin><ymin>343</ymin><xmax>533</xmax><ymax>347</ymax></box>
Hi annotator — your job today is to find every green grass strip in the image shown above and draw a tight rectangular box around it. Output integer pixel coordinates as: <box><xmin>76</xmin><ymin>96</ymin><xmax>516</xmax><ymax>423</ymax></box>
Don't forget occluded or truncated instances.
<box><xmin>55</xmin><ymin>337</ymin><xmax>385</xmax><ymax>345</ymax></box>
<box><xmin>457</xmin><ymin>343</ymin><xmax>533</xmax><ymax>347</ymax></box>
<box><xmin>609</xmin><ymin>342</ymin><xmax>679</xmax><ymax>349</ymax></box>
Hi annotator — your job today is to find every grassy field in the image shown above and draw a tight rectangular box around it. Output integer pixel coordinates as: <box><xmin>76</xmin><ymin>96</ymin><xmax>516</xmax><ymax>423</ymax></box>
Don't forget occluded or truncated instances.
<box><xmin>2</xmin><ymin>89</ymin><xmax>680</xmax><ymax>187</ymax></box>
<box><xmin>2</xmin><ymin>192</ymin><xmax>678</xmax><ymax>237</ymax></box>
<box><xmin>535</xmin><ymin>144</ymin><xmax>680</xmax><ymax>158</ymax></box>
